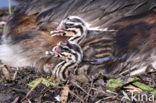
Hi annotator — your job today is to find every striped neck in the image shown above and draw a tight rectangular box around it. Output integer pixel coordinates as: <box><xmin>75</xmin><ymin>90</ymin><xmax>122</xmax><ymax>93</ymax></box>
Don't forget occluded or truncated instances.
<box><xmin>63</xmin><ymin>41</ymin><xmax>83</xmax><ymax>64</ymax></box>
<box><xmin>53</xmin><ymin>60</ymin><xmax>78</xmax><ymax>81</ymax></box>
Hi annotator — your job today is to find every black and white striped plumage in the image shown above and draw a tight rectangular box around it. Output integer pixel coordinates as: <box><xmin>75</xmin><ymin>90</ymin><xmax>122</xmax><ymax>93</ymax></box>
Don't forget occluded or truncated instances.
<box><xmin>50</xmin><ymin>16</ymin><xmax>125</xmax><ymax>63</ymax></box>
<box><xmin>52</xmin><ymin>41</ymin><xmax>83</xmax><ymax>81</ymax></box>
<box><xmin>51</xmin><ymin>16</ymin><xmax>88</xmax><ymax>44</ymax></box>
<box><xmin>49</xmin><ymin>16</ymin><xmax>127</xmax><ymax>81</ymax></box>
<box><xmin>51</xmin><ymin>32</ymin><xmax>127</xmax><ymax>81</ymax></box>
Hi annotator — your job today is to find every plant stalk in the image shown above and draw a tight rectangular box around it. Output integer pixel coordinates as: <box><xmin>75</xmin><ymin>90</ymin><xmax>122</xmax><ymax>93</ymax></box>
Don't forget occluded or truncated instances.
<box><xmin>8</xmin><ymin>0</ymin><xmax>12</xmax><ymax>15</ymax></box>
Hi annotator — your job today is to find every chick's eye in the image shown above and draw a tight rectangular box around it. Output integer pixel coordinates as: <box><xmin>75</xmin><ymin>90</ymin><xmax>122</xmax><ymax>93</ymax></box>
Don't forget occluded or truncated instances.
<box><xmin>68</xmin><ymin>55</ymin><xmax>72</xmax><ymax>57</ymax></box>
<box><xmin>66</xmin><ymin>18</ymin><xmax>70</xmax><ymax>21</ymax></box>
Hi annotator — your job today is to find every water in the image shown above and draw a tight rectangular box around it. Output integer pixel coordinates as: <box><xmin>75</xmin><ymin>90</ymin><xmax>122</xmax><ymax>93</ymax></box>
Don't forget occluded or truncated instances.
<box><xmin>0</xmin><ymin>0</ymin><xmax>17</xmax><ymax>8</ymax></box>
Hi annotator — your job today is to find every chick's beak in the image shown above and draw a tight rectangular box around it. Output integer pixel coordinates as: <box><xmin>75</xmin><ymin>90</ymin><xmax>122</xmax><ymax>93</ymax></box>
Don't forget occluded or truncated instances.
<box><xmin>55</xmin><ymin>47</ymin><xmax>61</xmax><ymax>54</ymax></box>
